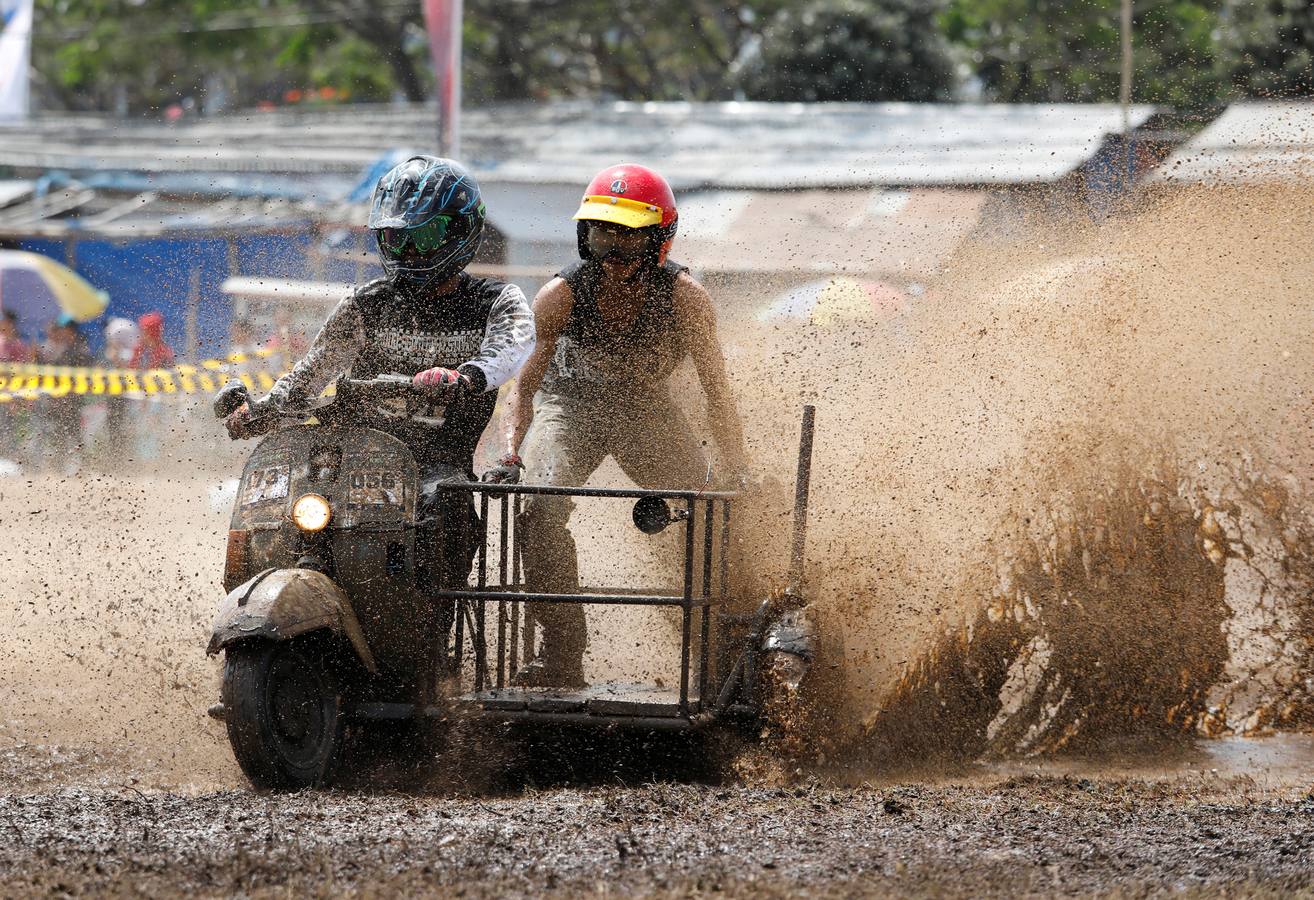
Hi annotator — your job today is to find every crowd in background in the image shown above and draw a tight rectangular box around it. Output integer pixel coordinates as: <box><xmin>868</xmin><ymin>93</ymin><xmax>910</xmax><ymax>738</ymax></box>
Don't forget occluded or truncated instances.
<box><xmin>0</xmin><ymin>308</ymin><xmax>177</xmax><ymax>472</ymax></box>
<box><xmin>0</xmin><ymin>310</ymin><xmax>301</xmax><ymax>476</ymax></box>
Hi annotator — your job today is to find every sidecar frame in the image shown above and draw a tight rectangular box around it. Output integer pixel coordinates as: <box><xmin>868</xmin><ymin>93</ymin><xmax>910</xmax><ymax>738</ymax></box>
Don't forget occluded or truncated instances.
<box><xmin>432</xmin><ymin>481</ymin><xmax>747</xmax><ymax>731</ymax></box>
<box><xmin>431</xmin><ymin>404</ymin><xmax>817</xmax><ymax>733</ymax></box>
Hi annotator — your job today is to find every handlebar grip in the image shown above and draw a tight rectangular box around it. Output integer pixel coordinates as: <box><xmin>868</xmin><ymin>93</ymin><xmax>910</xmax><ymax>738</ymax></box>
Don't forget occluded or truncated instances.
<box><xmin>212</xmin><ymin>381</ymin><xmax>250</xmax><ymax>419</ymax></box>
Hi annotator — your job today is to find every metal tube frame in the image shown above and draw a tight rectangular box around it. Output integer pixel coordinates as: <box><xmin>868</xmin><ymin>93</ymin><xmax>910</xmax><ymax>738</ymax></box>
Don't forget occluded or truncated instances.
<box><xmin>430</xmin><ymin>482</ymin><xmax>737</xmax><ymax>720</ymax></box>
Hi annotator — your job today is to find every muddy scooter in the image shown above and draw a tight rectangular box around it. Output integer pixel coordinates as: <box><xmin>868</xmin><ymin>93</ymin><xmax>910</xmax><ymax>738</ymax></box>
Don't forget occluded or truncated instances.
<box><xmin>206</xmin><ymin>375</ymin><xmax>819</xmax><ymax>790</ymax></box>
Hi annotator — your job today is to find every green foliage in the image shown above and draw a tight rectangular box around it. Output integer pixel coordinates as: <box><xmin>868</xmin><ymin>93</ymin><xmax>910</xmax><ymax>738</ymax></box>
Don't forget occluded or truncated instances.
<box><xmin>27</xmin><ymin>0</ymin><xmax>1314</xmax><ymax>113</ymax></box>
<box><xmin>33</xmin><ymin>0</ymin><xmax>423</xmax><ymax>112</ymax></box>
<box><xmin>737</xmin><ymin>0</ymin><xmax>957</xmax><ymax>101</ymax></box>
<box><xmin>1222</xmin><ymin>0</ymin><xmax>1314</xmax><ymax>97</ymax></box>
<box><xmin>942</xmin><ymin>0</ymin><xmax>1225</xmax><ymax>105</ymax></box>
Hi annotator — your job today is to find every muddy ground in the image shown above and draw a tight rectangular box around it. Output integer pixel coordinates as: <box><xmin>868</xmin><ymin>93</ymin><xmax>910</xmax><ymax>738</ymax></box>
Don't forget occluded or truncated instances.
<box><xmin>5</xmin><ymin>182</ymin><xmax>1314</xmax><ymax>896</ymax></box>
<box><xmin>1</xmin><ymin>470</ymin><xmax>1311</xmax><ymax>898</ymax></box>
<box><xmin>2</xmin><ymin>741</ymin><xmax>1313</xmax><ymax>897</ymax></box>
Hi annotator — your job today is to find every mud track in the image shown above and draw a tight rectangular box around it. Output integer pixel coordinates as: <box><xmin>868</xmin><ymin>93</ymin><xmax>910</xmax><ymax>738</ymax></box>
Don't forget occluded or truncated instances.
<box><xmin>2</xmin><ymin>760</ymin><xmax>1312</xmax><ymax>897</ymax></box>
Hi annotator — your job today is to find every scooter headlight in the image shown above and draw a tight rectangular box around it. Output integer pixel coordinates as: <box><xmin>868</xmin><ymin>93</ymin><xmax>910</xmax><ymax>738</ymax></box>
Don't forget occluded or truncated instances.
<box><xmin>291</xmin><ymin>493</ymin><xmax>332</xmax><ymax>532</ymax></box>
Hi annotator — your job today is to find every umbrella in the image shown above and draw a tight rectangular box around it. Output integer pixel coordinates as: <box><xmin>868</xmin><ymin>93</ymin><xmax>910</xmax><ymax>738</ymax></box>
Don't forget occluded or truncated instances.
<box><xmin>0</xmin><ymin>250</ymin><xmax>109</xmax><ymax>339</ymax></box>
<box><xmin>757</xmin><ymin>276</ymin><xmax>912</xmax><ymax>327</ymax></box>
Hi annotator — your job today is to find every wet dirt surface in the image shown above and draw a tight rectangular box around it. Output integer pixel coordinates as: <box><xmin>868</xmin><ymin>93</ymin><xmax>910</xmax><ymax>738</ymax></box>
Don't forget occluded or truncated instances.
<box><xmin>1</xmin><ymin>750</ymin><xmax>1312</xmax><ymax>897</ymax></box>
<box><xmin>5</xmin><ymin>182</ymin><xmax>1314</xmax><ymax>896</ymax></box>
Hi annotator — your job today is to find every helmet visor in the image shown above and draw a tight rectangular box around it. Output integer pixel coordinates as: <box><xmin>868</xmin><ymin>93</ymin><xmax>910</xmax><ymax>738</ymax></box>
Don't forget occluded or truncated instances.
<box><xmin>586</xmin><ymin>222</ymin><xmax>650</xmax><ymax>260</ymax></box>
<box><xmin>376</xmin><ymin>215</ymin><xmax>463</xmax><ymax>259</ymax></box>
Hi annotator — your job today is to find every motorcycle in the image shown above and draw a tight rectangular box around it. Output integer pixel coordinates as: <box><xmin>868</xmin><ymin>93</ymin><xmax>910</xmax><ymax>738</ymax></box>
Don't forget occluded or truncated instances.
<box><xmin>207</xmin><ymin>376</ymin><xmax>818</xmax><ymax>789</ymax></box>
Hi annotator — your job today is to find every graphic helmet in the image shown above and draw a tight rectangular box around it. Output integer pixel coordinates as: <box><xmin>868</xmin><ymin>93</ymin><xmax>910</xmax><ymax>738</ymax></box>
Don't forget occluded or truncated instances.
<box><xmin>369</xmin><ymin>155</ymin><xmax>486</xmax><ymax>286</ymax></box>
<box><xmin>573</xmin><ymin>163</ymin><xmax>678</xmax><ymax>266</ymax></box>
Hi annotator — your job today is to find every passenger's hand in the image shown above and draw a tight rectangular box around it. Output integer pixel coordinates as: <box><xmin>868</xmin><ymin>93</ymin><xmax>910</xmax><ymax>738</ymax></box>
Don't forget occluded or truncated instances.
<box><xmin>224</xmin><ymin>403</ymin><xmax>273</xmax><ymax>441</ymax></box>
<box><xmin>481</xmin><ymin>453</ymin><xmax>525</xmax><ymax>485</ymax></box>
<box><xmin>412</xmin><ymin>367</ymin><xmax>471</xmax><ymax>401</ymax></box>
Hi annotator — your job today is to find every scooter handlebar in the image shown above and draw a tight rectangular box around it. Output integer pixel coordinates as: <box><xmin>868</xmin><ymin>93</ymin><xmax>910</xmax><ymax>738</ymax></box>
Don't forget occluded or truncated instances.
<box><xmin>336</xmin><ymin>374</ymin><xmax>425</xmax><ymax>401</ymax></box>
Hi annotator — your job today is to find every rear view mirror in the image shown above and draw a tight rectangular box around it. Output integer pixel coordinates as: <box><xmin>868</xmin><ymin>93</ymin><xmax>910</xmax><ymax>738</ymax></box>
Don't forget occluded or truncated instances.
<box><xmin>632</xmin><ymin>496</ymin><xmax>688</xmax><ymax>535</ymax></box>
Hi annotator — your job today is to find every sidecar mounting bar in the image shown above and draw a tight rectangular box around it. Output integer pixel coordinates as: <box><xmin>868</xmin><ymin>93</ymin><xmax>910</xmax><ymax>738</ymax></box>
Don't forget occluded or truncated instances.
<box><xmin>429</xmin><ymin>482</ymin><xmax>738</xmax><ymax>500</ymax></box>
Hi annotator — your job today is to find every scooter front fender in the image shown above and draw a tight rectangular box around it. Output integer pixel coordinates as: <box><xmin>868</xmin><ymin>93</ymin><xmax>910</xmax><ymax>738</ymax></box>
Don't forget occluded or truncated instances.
<box><xmin>207</xmin><ymin>568</ymin><xmax>378</xmax><ymax>673</ymax></box>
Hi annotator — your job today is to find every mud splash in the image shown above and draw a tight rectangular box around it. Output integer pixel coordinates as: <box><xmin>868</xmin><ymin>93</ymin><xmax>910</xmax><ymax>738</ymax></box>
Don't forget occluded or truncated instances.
<box><xmin>720</xmin><ymin>180</ymin><xmax>1314</xmax><ymax>765</ymax></box>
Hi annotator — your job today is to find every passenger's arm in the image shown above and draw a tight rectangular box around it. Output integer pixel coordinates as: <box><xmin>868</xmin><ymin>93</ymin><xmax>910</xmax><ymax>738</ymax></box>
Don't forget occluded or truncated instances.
<box><xmin>266</xmin><ymin>292</ymin><xmax>365</xmax><ymax>410</ymax></box>
<box><xmin>502</xmin><ymin>277</ymin><xmax>573</xmax><ymax>457</ymax></box>
<box><xmin>459</xmin><ymin>283</ymin><xmax>536</xmax><ymax>393</ymax></box>
<box><xmin>673</xmin><ymin>274</ymin><xmax>747</xmax><ymax>473</ymax></box>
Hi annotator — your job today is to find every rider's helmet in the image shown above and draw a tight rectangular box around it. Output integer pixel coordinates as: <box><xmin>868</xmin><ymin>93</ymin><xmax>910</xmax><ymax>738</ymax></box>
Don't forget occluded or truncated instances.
<box><xmin>573</xmin><ymin>163</ymin><xmax>678</xmax><ymax>268</ymax></box>
<box><xmin>368</xmin><ymin>155</ymin><xmax>486</xmax><ymax>287</ymax></box>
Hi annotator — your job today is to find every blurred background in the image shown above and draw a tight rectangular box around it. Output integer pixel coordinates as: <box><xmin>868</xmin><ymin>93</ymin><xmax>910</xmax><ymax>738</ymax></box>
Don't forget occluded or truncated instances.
<box><xmin>0</xmin><ymin>0</ymin><xmax>1308</xmax><ymax>474</ymax></box>
<box><xmin>0</xmin><ymin>0</ymin><xmax>1312</xmax><ymax>791</ymax></box>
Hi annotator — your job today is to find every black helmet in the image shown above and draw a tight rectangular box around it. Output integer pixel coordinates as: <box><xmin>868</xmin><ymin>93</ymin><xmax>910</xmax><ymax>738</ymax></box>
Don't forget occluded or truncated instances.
<box><xmin>368</xmin><ymin>155</ymin><xmax>486</xmax><ymax>286</ymax></box>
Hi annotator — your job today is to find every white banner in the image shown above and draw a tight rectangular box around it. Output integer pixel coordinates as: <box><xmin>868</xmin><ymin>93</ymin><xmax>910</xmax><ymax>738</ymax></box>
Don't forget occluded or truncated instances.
<box><xmin>0</xmin><ymin>0</ymin><xmax>32</xmax><ymax>121</ymax></box>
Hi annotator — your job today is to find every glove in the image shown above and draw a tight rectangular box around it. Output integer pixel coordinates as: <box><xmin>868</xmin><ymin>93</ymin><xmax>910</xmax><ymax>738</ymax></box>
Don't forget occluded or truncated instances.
<box><xmin>224</xmin><ymin>403</ymin><xmax>274</xmax><ymax>441</ymax></box>
<box><xmin>412</xmin><ymin>367</ymin><xmax>472</xmax><ymax>401</ymax></box>
<box><xmin>481</xmin><ymin>453</ymin><xmax>525</xmax><ymax>485</ymax></box>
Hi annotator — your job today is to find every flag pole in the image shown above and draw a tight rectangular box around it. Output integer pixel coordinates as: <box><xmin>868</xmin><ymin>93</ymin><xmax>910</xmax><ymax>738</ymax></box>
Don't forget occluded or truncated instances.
<box><xmin>423</xmin><ymin>0</ymin><xmax>463</xmax><ymax>159</ymax></box>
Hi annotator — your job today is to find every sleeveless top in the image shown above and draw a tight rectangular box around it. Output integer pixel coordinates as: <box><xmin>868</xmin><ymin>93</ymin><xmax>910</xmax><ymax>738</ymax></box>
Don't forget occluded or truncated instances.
<box><xmin>541</xmin><ymin>259</ymin><xmax>689</xmax><ymax>403</ymax></box>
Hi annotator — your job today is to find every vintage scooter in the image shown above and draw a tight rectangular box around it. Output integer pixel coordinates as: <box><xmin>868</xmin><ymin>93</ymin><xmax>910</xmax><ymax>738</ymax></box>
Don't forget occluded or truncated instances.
<box><xmin>207</xmin><ymin>376</ymin><xmax>818</xmax><ymax>790</ymax></box>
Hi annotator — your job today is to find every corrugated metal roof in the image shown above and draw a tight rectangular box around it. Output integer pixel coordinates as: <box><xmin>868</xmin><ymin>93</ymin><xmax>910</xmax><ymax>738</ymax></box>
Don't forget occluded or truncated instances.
<box><xmin>1153</xmin><ymin>101</ymin><xmax>1314</xmax><ymax>183</ymax></box>
<box><xmin>674</xmin><ymin>187</ymin><xmax>986</xmax><ymax>277</ymax></box>
<box><xmin>0</xmin><ymin>101</ymin><xmax>1154</xmax><ymax>190</ymax></box>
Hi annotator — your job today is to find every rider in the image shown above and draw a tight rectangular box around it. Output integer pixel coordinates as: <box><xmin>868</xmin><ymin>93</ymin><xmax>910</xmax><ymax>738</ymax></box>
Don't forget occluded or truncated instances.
<box><xmin>495</xmin><ymin>163</ymin><xmax>746</xmax><ymax>687</ymax></box>
<box><xmin>225</xmin><ymin>155</ymin><xmax>536</xmax><ymax>589</ymax></box>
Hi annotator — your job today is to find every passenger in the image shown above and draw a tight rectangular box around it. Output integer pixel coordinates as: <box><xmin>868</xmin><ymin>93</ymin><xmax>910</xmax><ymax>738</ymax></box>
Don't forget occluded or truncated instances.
<box><xmin>224</xmin><ymin>155</ymin><xmax>535</xmax><ymax>592</ymax></box>
<box><xmin>498</xmin><ymin>164</ymin><xmax>747</xmax><ymax>688</ymax></box>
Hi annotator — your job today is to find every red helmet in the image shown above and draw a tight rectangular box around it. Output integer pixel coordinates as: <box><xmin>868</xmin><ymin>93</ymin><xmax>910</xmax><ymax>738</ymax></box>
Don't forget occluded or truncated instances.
<box><xmin>573</xmin><ymin>163</ymin><xmax>678</xmax><ymax>265</ymax></box>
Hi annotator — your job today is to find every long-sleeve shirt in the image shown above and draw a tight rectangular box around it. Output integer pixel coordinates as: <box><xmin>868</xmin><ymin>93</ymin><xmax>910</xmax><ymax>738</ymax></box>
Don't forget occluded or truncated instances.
<box><xmin>268</xmin><ymin>274</ymin><xmax>535</xmax><ymax>467</ymax></box>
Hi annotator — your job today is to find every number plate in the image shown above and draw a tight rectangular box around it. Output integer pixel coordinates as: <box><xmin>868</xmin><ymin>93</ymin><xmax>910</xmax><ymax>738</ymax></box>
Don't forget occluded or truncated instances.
<box><xmin>348</xmin><ymin>470</ymin><xmax>403</xmax><ymax>506</ymax></box>
<box><xmin>242</xmin><ymin>460</ymin><xmax>290</xmax><ymax>505</ymax></box>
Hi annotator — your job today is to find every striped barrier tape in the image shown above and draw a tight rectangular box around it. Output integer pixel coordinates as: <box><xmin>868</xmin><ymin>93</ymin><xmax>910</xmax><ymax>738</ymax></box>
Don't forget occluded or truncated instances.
<box><xmin>0</xmin><ymin>348</ymin><xmax>288</xmax><ymax>404</ymax></box>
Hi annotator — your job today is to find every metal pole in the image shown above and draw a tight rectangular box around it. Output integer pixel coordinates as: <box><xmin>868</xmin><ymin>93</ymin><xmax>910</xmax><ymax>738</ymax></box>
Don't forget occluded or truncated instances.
<box><xmin>787</xmin><ymin>405</ymin><xmax>816</xmax><ymax>597</ymax></box>
<box><xmin>423</xmin><ymin>0</ymin><xmax>463</xmax><ymax>158</ymax></box>
<box><xmin>1120</xmin><ymin>0</ymin><xmax>1133</xmax><ymax>189</ymax></box>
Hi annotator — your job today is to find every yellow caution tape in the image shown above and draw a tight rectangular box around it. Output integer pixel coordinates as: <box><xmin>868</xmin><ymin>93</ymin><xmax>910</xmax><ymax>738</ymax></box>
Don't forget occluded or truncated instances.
<box><xmin>0</xmin><ymin>348</ymin><xmax>288</xmax><ymax>404</ymax></box>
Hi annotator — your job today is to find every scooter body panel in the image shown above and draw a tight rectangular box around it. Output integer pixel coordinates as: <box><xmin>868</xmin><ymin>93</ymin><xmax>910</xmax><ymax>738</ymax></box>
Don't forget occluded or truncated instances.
<box><xmin>207</xmin><ymin>567</ymin><xmax>378</xmax><ymax>673</ymax></box>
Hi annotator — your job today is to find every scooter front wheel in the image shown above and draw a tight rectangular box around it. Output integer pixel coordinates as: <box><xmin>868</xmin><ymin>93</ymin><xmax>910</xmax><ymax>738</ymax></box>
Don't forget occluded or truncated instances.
<box><xmin>222</xmin><ymin>637</ymin><xmax>345</xmax><ymax>790</ymax></box>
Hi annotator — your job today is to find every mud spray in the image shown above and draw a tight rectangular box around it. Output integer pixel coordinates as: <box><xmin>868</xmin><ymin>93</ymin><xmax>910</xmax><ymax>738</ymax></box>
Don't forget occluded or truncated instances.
<box><xmin>722</xmin><ymin>180</ymin><xmax>1314</xmax><ymax>771</ymax></box>
<box><xmin>2</xmin><ymin>183</ymin><xmax>1312</xmax><ymax>792</ymax></box>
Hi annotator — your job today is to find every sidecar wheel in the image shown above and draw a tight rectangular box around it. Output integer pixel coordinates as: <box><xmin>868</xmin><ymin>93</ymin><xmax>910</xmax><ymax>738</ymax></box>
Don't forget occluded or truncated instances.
<box><xmin>222</xmin><ymin>638</ymin><xmax>344</xmax><ymax>790</ymax></box>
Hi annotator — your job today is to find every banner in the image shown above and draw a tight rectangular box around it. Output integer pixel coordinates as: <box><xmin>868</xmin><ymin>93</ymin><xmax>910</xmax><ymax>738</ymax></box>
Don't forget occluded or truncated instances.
<box><xmin>421</xmin><ymin>0</ymin><xmax>463</xmax><ymax>158</ymax></box>
<box><xmin>0</xmin><ymin>0</ymin><xmax>31</xmax><ymax>121</ymax></box>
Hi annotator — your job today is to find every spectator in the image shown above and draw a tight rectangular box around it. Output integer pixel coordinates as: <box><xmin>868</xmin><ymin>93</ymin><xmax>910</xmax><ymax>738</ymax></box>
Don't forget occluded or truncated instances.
<box><xmin>0</xmin><ymin>310</ymin><xmax>34</xmax><ymax>465</ymax></box>
<box><xmin>129</xmin><ymin>311</ymin><xmax>175</xmax><ymax>463</ymax></box>
<box><xmin>37</xmin><ymin>315</ymin><xmax>92</xmax><ymax>474</ymax></box>
<box><xmin>130</xmin><ymin>311</ymin><xmax>175</xmax><ymax>369</ymax></box>
<box><xmin>228</xmin><ymin>317</ymin><xmax>261</xmax><ymax>357</ymax></box>
<box><xmin>0</xmin><ymin>310</ymin><xmax>33</xmax><ymax>362</ymax></box>
<box><xmin>101</xmin><ymin>317</ymin><xmax>140</xmax><ymax>461</ymax></box>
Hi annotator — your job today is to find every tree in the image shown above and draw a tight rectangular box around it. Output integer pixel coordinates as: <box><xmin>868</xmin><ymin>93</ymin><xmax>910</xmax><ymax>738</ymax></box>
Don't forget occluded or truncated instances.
<box><xmin>943</xmin><ymin>0</ymin><xmax>1225</xmax><ymax>106</ymax></box>
<box><xmin>33</xmin><ymin>0</ymin><xmax>426</xmax><ymax>113</ymax></box>
<box><xmin>1221</xmin><ymin>0</ymin><xmax>1314</xmax><ymax>97</ymax></box>
<box><xmin>736</xmin><ymin>0</ymin><xmax>958</xmax><ymax>101</ymax></box>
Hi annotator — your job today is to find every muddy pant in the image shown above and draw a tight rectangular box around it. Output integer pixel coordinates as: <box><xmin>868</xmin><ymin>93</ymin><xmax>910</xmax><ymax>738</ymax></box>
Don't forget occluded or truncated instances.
<box><xmin>518</xmin><ymin>390</ymin><xmax>707</xmax><ymax>668</ymax></box>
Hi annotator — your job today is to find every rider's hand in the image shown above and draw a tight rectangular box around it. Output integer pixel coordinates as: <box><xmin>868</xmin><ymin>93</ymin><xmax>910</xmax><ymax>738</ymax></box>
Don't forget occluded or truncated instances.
<box><xmin>412</xmin><ymin>367</ymin><xmax>472</xmax><ymax>401</ymax></box>
<box><xmin>224</xmin><ymin>403</ymin><xmax>273</xmax><ymax>441</ymax></box>
<box><xmin>481</xmin><ymin>453</ymin><xmax>525</xmax><ymax>485</ymax></box>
